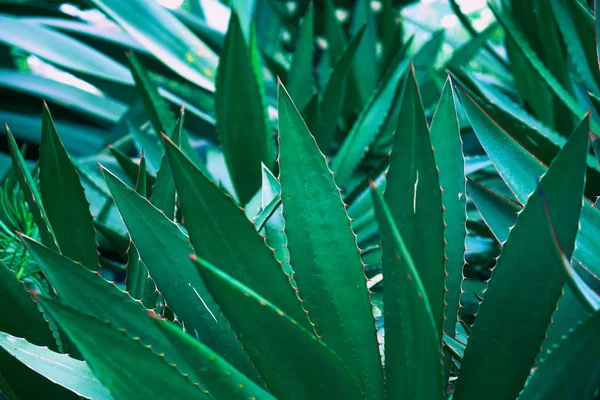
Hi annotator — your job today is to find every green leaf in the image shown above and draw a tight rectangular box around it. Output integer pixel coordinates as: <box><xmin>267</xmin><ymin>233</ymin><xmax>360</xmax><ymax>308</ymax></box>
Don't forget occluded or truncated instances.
<box><xmin>318</xmin><ymin>24</ymin><xmax>366</xmax><ymax>152</ymax></box>
<box><xmin>453</xmin><ymin>117</ymin><xmax>589</xmax><ymax>400</ymax></box>
<box><xmin>192</xmin><ymin>256</ymin><xmax>363</xmax><ymax>400</ymax></box>
<box><xmin>349</xmin><ymin>0</ymin><xmax>378</xmax><ymax>108</ymax></box>
<box><xmin>101</xmin><ymin>167</ymin><xmax>258</xmax><ymax>380</ymax></box>
<box><xmin>287</xmin><ymin>3</ymin><xmax>314</xmax><ymax>111</ymax></box>
<box><xmin>456</xmin><ymin>86</ymin><xmax>600</xmax><ymax>277</ymax></box>
<box><xmin>466</xmin><ymin>179</ymin><xmax>519</xmax><ymax>244</ymax></box>
<box><xmin>323</xmin><ymin>0</ymin><xmax>347</xmax><ymax>62</ymax></box>
<box><xmin>385</xmin><ymin>68</ymin><xmax>445</xmax><ymax>335</ymax></box>
<box><xmin>149</xmin><ymin>111</ymin><xmax>183</xmax><ymax>219</ymax></box>
<box><xmin>89</xmin><ymin>0</ymin><xmax>217</xmax><ymax>91</ymax></box>
<box><xmin>596</xmin><ymin>0</ymin><xmax>600</xmax><ymax>68</ymax></box>
<box><xmin>150</xmin><ymin>318</ymin><xmax>275</xmax><ymax>400</ymax></box>
<box><xmin>216</xmin><ymin>11</ymin><xmax>274</xmax><ymax>204</ymax></box>
<box><xmin>551</xmin><ymin>0</ymin><xmax>600</xmax><ymax>95</ymax></box>
<box><xmin>125</xmin><ymin>243</ymin><xmax>158</xmax><ymax>310</ymax></box>
<box><xmin>39</xmin><ymin>299</ymin><xmax>209</xmax><ymax>400</ymax></box>
<box><xmin>518</xmin><ymin>310</ymin><xmax>600</xmax><ymax>400</ymax></box>
<box><xmin>277</xmin><ymin>82</ymin><xmax>383</xmax><ymax>399</ymax></box>
<box><xmin>108</xmin><ymin>145</ymin><xmax>155</xmax><ymax>190</ymax></box>
<box><xmin>0</xmin><ymin>260</ymin><xmax>74</xmax><ymax>399</ymax></box>
<box><xmin>331</xmin><ymin>56</ymin><xmax>410</xmax><ymax>187</ymax></box>
<box><xmin>39</xmin><ymin>104</ymin><xmax>98</xmax><ymax>270</ymax></box>
<box><xmin>0</xmin><ymin>14</ymin><xmax>133</xmax><ymax>87</ymax></box>
<box><xmin>490</xmin><ymin>2</ymin><xmax>600</xmax><ymax>134</ymax></box>
<box><xmin>126</xmin><ymin>52</ymin><xmax>175</xmax><ymax>141</ymax></box>
<box><xmin>0</xmin><ymin>70</ymin><xmax>127</xmax><ymax>125</ymax></box>
<box><xmin>6</xmin><ymin>126</ymin><xmax>57</xmax><ymax>250</ymax></box>
<box><xmin>162</xmin><ymin>135</ymin><xmax>310</xmax><ymax>330</ymax></box>
<box><xmin>371</xmin><ymin>186</ymin><xmax>443</xmax><ymax>400</ymax></box>
<box><xmin>429</xmin><ymin>78</ymin><xmax>466</xmax><ymax>339</ymax></box>
<box><xmin>134</xmin><ymin>151</ymin><xmax>147</xmax><ymax>197</ymax></box>
<box><xmin>0</xmin><ymin>332</ymin><xmax>113</xmax><ymax>400</ymax></box>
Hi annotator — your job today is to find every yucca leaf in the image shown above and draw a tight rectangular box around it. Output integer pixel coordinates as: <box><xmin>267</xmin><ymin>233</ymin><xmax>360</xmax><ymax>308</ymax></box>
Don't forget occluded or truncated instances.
<box><xmin>108</xmin><ymin>146</ymin><xmax>155</xmax><ymax>190</ymax></box>
<box><xmin>490</xmin><ymin>2</ymin><xmax>600</xmax><ymax>134</ymax></box>
<box><xmin>385</xmin><ymin>67</ymin><xmax>445</xmax><ymax>335</ymax></box>
<box><xmin>371</xmin><ymin>186</ymin><xmax>443</xmax><ymax>400</ymax></box>
<box><xmin>0</xmin><ymin>332</ymin><xmax>113</xmax><ymax>400</ymax></box>
<box><xmin>0</xmin><ymin>14</ymin><xmax>133</xmax><ymax>87</ymax></box>
<box><xmin>596</xmin><ymin>0</ymin><xmax>600</xmax><ymax>67</ymax></box>
<box><xmin>163</xmin><ymin>135</ymin><xmax>310</xmax><ymax>329</ymax></box>
<box><xmin>350</xmin><ymin>0</ymin><xmax>378</xmax><ymax>108</ymax></box>
<box><xmin>518</xmin><ymin>310</ymin><xmax>600</xmax><ymax>400</ymax></box>
<box><xmin>39</xmin><ymin>105</ymin><xmax>98</xmax><ymax>270</ymax></box>
<box><xmin>192</xmin><ymin>256</ymin><xmax>363</xmax><ymax>400</ymax></box>
<box><xmin>0</xmin><ymin>71</ymin><xmax>127</xmax><ymax>126</ymax></box>
<box><xmin>40</xmin><ymin>299</ymin><xmax>209</xmax><ymax>400</ymax></box>
<box><xmin>551</xmin><ymin>0</ymin><xmax>600</xmax><ymax>95</ymax></box>
<box><xmin>301</xmin><ymin>91</ymin><xmax>320</xmax><ymax>138</ymax></box>
<box><xmin>318</xmin><ymin>24</ymin><xmax>366</xmax><ymax>152</ymax></box>
<box><xmin>216</xmin><ymin>11</ymin><xmax>275</xmax><ymax>204</ymax></box>
<box><xmin>0</xmin><ymin>260</ymin><xmax>74</xmax><ymax>399</ymax></box>
<box><xmin>429</xmin><ymin>78</ymin><xmax>466</xmax><ymax>341</ymax></box>
<box><xmin>124</xmin><ymin>51</ymin><xmax>207</xmax><ymax>174</ymax></box>
<box><xmin>453</xmin><ymin>116</ymin><xmax>589</xmax><ymax>400</ymax></box>
<box><xmin>89</xmin><ymin>0</ymin><xmax>217</xmax><ymax>92</ymax></box>
<box><xmin>466</xmin><ymin>179</ymin><xmax>520</xmax><ymax>244</ymax></box>
<box><xmin>151</xmin><ymin>318</ymin><xmax>275</xmax><ymax>400</ymax></box>
<box><xmin>149</xmin><ymin>109</ymin><xmax>183</xmax><ymax>219</ymax></box>
<box><xmin>134</xmin><ymin>151</ymin><xmax>147</xmax><ymax>197</ymax></box>
<box><xmin>126</xmin><ymin>52</ymin><xmax>175</xmax><ymax>144</ymax></box>
<box><xmin>277</xmin><ymin>82</ymin><xmax>383</xmax><ymax>399</ymax></box>
<box><xmin>21</xmin><ymin>239</ymin><xmax>264</xmax><ymax>392</ymax></box>
<box><xmin>6</xmin><ymin>126</ymin><xmax>57</xmax><ymax>250</ymax></box>
<box><xmin>125</xmin><ymin>242</ymin><xmax>157</xmax><ymax>310</ymax></box>
<box><xmin>258</xmin><ymin>164</ymin><xmax>289</xmax><ymax>266</ymax></box>
<box><xmin>287</xmin><ymin>2</ymin><xmax>314</xmax><ymax>111</ymax></box>
<box><xmin>332</xmin><ymin>55</ymin><xmax>410</xmax><ymax>187</ymax></box>
<box><xmin>101</xmin><ymin>168</ymin><xmax>258</xmax><ymax>380</ymax></box>
<box><xmin>323</xmin><ymin>0</ymin><xmax>346</xmax><ymax>62</ymax></box>
<box><xmin>456</xmin><ymin>87</ymin><xmax>600</xmax><ymax>277</ymax></box>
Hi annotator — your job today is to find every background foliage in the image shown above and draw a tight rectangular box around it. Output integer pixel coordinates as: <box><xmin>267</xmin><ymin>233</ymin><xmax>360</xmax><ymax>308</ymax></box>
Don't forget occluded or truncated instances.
<box><xmin>0</xmin><ymin>0</ymin><xmax>600</xmax><ymax>399</ymax></box>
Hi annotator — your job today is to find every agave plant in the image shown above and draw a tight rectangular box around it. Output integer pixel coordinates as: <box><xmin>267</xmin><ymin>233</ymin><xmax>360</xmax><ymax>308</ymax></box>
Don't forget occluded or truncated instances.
<box><xmin>2</xmin><ymin>0</ymin><xmax>600</xmax><ymax>399</ymax></box>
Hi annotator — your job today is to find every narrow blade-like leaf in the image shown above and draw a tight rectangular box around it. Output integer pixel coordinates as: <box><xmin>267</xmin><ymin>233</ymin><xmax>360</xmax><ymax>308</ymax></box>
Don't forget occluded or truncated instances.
<box><xmin>453</xmin><ymin>117</ymin><xmax>589</xmax><ymax>400</ymax></box>
<box><xmin>277</xmin><ymin>82</ymin><xmax>383</xmax><ymax>399</ymax></box>
<box><xmin>371</xmin><ymin>186</ymin><xmax>443</xmax><ymax>400</ymax></box>
<box><xmin>192</xmin><ymin>256</ymin><xmax>363</xmax><ymax>400</ymax></box>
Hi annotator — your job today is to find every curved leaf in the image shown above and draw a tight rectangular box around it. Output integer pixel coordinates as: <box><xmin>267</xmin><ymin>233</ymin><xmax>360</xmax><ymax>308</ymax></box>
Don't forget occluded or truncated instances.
<box><xmin>0</xmin><ymin>333</ymin><xmax>113</xmax><ymax>400</ymax></box>
<box><xmin>89</xmin><ymin>0</ymin><xmax>218</xmax><ymax>91</ymax></box>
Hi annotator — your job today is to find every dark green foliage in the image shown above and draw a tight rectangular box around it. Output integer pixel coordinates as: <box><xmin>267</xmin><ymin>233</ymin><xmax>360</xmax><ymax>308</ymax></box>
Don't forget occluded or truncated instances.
<box><xmin>1</xmin><ymin>1</ymin><xmax>600</xmax><ymax>399</ymax></box>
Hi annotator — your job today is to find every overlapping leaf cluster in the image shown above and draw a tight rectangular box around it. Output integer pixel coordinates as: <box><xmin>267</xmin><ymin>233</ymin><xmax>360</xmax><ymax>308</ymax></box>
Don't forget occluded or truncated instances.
<box><xmin>1</xmin><ymin>0</ymin><xmax>600</xmax><ymax>399</ymax></box>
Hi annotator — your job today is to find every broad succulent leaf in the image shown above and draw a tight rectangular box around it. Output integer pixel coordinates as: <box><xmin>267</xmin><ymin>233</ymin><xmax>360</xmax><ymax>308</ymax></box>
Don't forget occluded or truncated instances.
<box><xmin>0</xmin><ymin>332</ymin><xmax>113</xmax><ymax>400</ymax></box>
<box><xmin>216</xmin><ymin>10</ymin><xmax>275</xmax><ymax>204</ymax></box>
<box><xmin>453</xmin><ymin>116</ymin><xmax>589</xmax><ymax>400</ymax></box>
<box><xmin>101</xmin><ymin>167</ymin><xmax>258</xmax><ymax>380</ymax></box>
<box><xmin>277</xmin><ymin>82</ymin><xmax>384</xmax><ymax>399</ymax></box>
<box><xmin>163</xmin><ymin>135</ymin><xmax>310</xmax><ymax>330</ymax></box>
<box><xmin>193</xmin><ymin>256</ymin><xmax>364</xmax><ymax>400</ymax></box>
<box><xmin>40</xmin><ymin>299</ymin><xmax>210</xmax><ymax>400</ymax></box>
<box><xmin>384</xmin><ymin>67</ymin><xmax>445</xmax><ymax>336</ymax></box>
<box><xmin>371</xmin><ymin>186</ymin><xmax>443</xmax><ymax>400</ymax></box>
<box><xmin>39</xmin><ymin>104</ymin><xmax>98</xmax><ymax>270</ymax></box>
